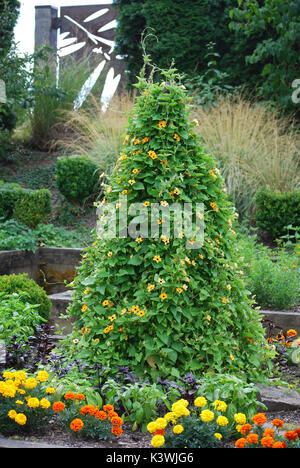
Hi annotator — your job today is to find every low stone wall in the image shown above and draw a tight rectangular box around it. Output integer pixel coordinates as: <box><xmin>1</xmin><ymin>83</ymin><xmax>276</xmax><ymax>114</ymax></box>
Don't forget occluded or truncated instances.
<box><xmin>0</xmin><ymin>247</ymin><xmax>83</xmax><ymax>293</ymax></box>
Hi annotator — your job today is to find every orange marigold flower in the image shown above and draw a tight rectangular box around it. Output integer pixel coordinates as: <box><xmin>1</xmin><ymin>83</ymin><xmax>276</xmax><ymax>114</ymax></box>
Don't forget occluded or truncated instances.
<box><xmin>287</xmin><ymin>329</ymin><xmax>297</xmax><ymax>337</ymax></box>
<box><xmin>80</xmin><ymin>405</ymin><xmax>97</xmax><ymax>416</ymax></box>
<box><xmin>64</xmin><ymin>392</ymin><xmax>75</xmax><ymax>400</ymax></box>
<box><xmin>103</xmin><ymin>404</ymin><xmax>114</xmax><ymax>412</ymax></box>
<box><xmin>235</xmin><ymin>437</ymin><xmax>247</xmax><ymax>448</ymax></box>
<box><xmin>239</xmin><ymin>424</ymin><xmax>253</xmax><ymax>436</ymax></box>
<box><xmin>263</xmin><ymin>428</ymin><xmax>275</xmax><ymax>438</ymax></box>
<box><xmin>272</xmin><ymin>419</ymin><xmax>284</xmax><ymax>428</ymax></box>
<box><xmin>111</xmin><ymin>416</ymin><xmax>123</xmax><ymax>426</ymax></box>
<box><xmin>74</xmin><ymin>393</ymin><xmax>85</xmax><ymax>400</ymax></box>
<box><xmin>284</xmin><ymin>430</ymin><xmax>298</xmax><ymax>441</ymax></box>
<box><xmin>246</xmin><ymin>433</ymin><xmax>259</xmax><ymax>444</ymax></box>
<box><xmin>70</xmin><ymin>418</ymin><xmax>84</xmax><ymax>432</ymax></box>
<box><xmin>154</xmin><ymin>429</ymin><xmax>165</xmax><ymax>436</ymax></box>
<box><xmin>272</xmin><ymin>441</ymin><xmax>286</xmax><ymax>448</ymax></box>
<box><xmin>108</xmin><ymin>411</ymin><xmax>119</xmax><ymax>419</ymax></box>
<box><xmin>112</xmin><ymin>426</ymin><xmax>123</xmax><ymax>437</ymax></box>
<box><xmin>252</xmin><ymin>413</ymin><xmax>267</xmax><ymax>426</ymax></box>
<box><xmin>52</xmin><ymin>401</ymin><xmax>65</xmax><ymax>412</ymax></box>
<box><xmin>261</xmin><ymin>436</ymin><xmax>274</xmax><ymax>448</ymax></box>
<box><xmin>95</xmin><ymin>410</ymin><xmax>108</xmax><ymax>421</ymax></box>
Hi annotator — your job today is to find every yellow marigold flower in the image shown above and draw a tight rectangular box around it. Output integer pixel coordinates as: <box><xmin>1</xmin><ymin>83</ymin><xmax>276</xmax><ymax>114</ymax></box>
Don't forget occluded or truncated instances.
<box><xmin>46</xmin><ymin>387</ymin><xmax>55</xmax><ymax>394</ymax></box>
<box><xmin>15</xmin><ymin>400</ymin><xmax>23</xmax><ymax>405</ymax></box>
<box><xmin>40</xmin><ymin>398</ymin><xmax>51</xmax><ymax>409</ymax></box>
<box><xmin>194</xmin><ymin>396</ymin><xmax>207</xmax><ymax>408</ymax></box>
<box><xmin>151</xmin><ymin>435</ymin><xmax>165</xmax><ymax>448</ymax></box>
<box><xmin>27</xmin><ymin>397</ymin><xmax>39</xmax><ymax>408</ymax></box>
<box><xmin>36</xmin><ymin>371</ymin><xmax>49</xmax><ymax>382</ymax></box>
<box><xmin>15</xmin><ymin>371</ymin><xmax>27</xmax><ymax>382</ymax></box>
<box><xmin>15</xmin><ymin>413</ymin><xmax>27</xmax><ymax>425</ymax></box>
<box><xmin>214</xmin><ymin>433</ymin><xmax>223</xmax><ymax>440</ymax></box>
<box><xmin>160</xmin><ymin>293</ymin><xmax>168</xmax><ymax>300</ymax></box>
<box><xmin>216</xmin><ymin>415</ymin><xmax>229</xmax><ymax>426</ymax></box>
<box><xmin>213</xmin><ymin>400</ymin><xmax>227</xmax><ymax>412</ymax></box>
<box><xmin>200</xmin><ymin>409</ymin><xmax>214</xmax><ymax>422</ymax></box>
<box><xmin>24</xmin><ymin>378</ymin><xmax>37</xmax><ymax>390</ymax></box>
<box><xmin>147</xmin><ymin>421</ymin><xmax>157</xmax><ymax>433</ymax></box>
<box><xmin>158</xmin><ymin>120</ymin><xmax>166</xmax><ymax>128</ymax></box>
<box><xmin>173</xmin><ymin>424</ymin><xmax>184</xmax><ymax>434</ymax></box>
<box><xmin>8</xmin><ymin>410</ymin><xmax>17</xmax><ymax>419</ymax></box>
<box><xmin>164</xmin><ymin>412</ymin><xmax>176</xmax><ymax>423</ymax></box>
<box><xmin>155</xmin><ymin>418</ymin><xmax>167</xmax><ymax>430</ymax></box>
<box><xmin>234</xmin><ymin>413</ymin><xmax>247</xmax><ymax>425</ymax></box>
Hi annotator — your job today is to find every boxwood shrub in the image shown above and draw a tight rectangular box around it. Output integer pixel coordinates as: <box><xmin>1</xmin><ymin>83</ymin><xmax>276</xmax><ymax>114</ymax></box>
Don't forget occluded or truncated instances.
<box><xmin>255</xmin><ymin>189</ymin><xmax>300</xmax><ymax>239</ymax></box>
<box><xmin>55</xmin><ymin>156</ymin><xmax>100</xmax><ymax>204</ymax></box>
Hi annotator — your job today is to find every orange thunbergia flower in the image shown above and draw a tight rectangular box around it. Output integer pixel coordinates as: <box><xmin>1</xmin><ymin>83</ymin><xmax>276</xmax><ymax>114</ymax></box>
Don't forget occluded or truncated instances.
<box><xmin>158</xmin><ymin>120</ymin><xmax>166</xmax><ymax>128</ymax></box>
<box><xmin>235</xmin><ymin>438</ymin><xmax>247</xmax><ymax>448</ymax></box>
<box><xmin>142</xmin><ymin>137</ymin><xmax>149</xmax><ymax>143</ymax></box>
<box><xmin>70</xmin><ymin>418</ymin><xmax>84</xmax><ymax>432</ymax></box>
<box><xmin>252</xmin><ymin>413</ymin><xmax>267</xmax><ymax>426</ymax></box>
<box><xmin>246</xmin><ymin>433</ymin><xmax>259</xmax><ymax>444</ymax></box>
<box><xmin>52</xmin><ymin>401</ymin><xmax>65</xmax><ymax>412</ymax></box>
<box><xmin>173</xmin><ymin>133</ymin><xmax>180</xmax><ymax>141</ymax></box>
<box><xmin>153</xmin><ymin>256</ymin><xmax>162</xmax><ymax>263</ymax></box>
<box><xmin>210</xmin><ymin>202</ymin><xmax>219</xmax><ymax>212</ymax></box>
<box><xmin>160</xmin><ymin>160</ymin><xmax>168</xmax><ymax>165</ymax></box>
<box><xmin>160</xmin><ymin>293</ymin><xmax>168</xmax><ymax>300</ymax></box>
<box><xmin>133</xmin><ymin>139</ymin><xmax>140</xmax><ymax>144</ymax></box>
<box><xmin>209</xmin><ymin>170</ymin><xmax>217</xmax><ymax>179</ymax></box>
<box><xmin>81</xmin><ymin>304</ymin><xmax>87</xmax><ymax>312</ymax></box>
<box><xmin>261</xmin><ymin>436</ymin><xmax>274</xmax><ymax>448</ymax></box>
<box><xmin>148</xmin><ymin>150</ymin><xmax>158</xmax><ymax>160</ymax></box>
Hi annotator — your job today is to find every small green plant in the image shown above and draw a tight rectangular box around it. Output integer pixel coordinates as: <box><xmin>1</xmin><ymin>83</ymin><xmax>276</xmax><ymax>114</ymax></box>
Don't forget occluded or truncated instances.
<box><xmin>102</xmin><ymin>379</ymin><xmax>180</xmax><ymax>433</ymax></box>
<box><xmin>0</xmin><ymin>292</ymin><xmax>46</xmax><ymax>345</ymax></box>
<box><xmin>0</xmin><ymin>274</ymin><xmax>51</xmax><ymax>321</ymax></box>
<box><xmin>55</xmin><ymin>156</ymin><xmax>100</xmax><ymax>204</ymax></box>
<box><xmin>255</xmin><ymin>190</ymin><xmax>300</xmax><ymax>240</ymax></box>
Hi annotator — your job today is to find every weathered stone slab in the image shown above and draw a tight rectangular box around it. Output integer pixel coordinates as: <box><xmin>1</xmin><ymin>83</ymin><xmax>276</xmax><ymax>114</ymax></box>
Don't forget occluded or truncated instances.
<box><xmin>257</xmin><ymin>384</ymin><xmax>300</xmax><ymax>411</ymax></box>
<box><xmin>260</xmin><ymin>310</ymin><xmax>300</xmax><ymax>333</ymax></box>
<box><xmin>0</xmin><ymin>250</ymin><xmax>38</xmax><ymax>279</ymax></box>
<box><xmin>48</xmin><ymin>291</ymin><xmax>75</xmax><ymax>335</ymax></box>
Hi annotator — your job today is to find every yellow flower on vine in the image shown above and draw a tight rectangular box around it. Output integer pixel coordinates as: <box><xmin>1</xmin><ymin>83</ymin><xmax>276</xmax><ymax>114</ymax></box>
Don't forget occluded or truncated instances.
<box><xmin>158</xmin><ymin>120</ymin><xmax>166</xmax><ymax>128</ymax></box>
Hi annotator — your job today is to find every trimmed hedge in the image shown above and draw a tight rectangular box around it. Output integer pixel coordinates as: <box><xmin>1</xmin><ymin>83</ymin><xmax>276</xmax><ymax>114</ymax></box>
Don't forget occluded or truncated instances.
<box><xmin>255</xmin><ymin>189</ymin><xmax>300</xmax><ymax>239</ymax></box>
<box><xmin>0</xmin><ymin>181</ymin><xmax>51</xmax><ymax>228</ymax></box>
<box><xmin>55</xmin><ymin>156</ymin><xmax>100</xmax><ymax>204</ymax></box>
<box><xmin>0</xmin><ymin>273</ymin><xmax>51</xmax><ymax>321</ymax></box>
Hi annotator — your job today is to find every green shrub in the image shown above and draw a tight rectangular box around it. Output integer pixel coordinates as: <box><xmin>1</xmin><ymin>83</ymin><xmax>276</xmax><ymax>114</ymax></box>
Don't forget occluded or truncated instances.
<box><xmin>255</xmin><ymin>190</ymin><xmax>300</xmax><ymax>239</ymax></box>
<box><xmin>13</xmin><ymin>188</ymin><xmax>51</xmax><ymax>229</ymax></box>
<box><xmin>55</xmin><ymin>156</ymin><xmax>100</xmax><ymax>204</ymax></box>
<box><xmin>0</xmin><ymin>181</ymin><xmax>23</xmax><ymax>219</ymax></box>
<box><xmin>0</xmin><ymin>274</ymin><xmax>51</xmax><ymax>321</ymax></box>
<box><xmin>0</xmin><ymin>291</ymin><xmax>46</xmax><ymax>345</ymax></box>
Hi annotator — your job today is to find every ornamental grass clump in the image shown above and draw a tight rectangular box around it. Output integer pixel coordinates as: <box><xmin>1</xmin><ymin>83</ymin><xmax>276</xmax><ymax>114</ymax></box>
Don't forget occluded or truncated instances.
<box><xmin>147</xmin><ymin>397</ymin><xmax>236</xmax><ymax>448</ymax></box>
<box><xmin>61</xmin><ymin>61</ymin><xmax>268</xmax><ymax>382</ymax></box>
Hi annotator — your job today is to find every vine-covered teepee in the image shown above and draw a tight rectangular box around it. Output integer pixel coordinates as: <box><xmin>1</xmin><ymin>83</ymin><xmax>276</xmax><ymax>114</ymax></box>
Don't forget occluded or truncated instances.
<box><xmin>62</xmin><ymin>63</ymin><xmax>267</xmax><ymax>382</ymax></box>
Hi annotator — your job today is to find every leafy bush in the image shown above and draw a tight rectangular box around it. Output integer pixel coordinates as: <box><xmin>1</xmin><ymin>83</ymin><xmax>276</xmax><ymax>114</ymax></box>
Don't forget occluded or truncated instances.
<box><xmin>0</xmin><ymin>181</ymin><xmax>23</xmax><ymax>219</ymax></box>
<box><xmin>55</xmin><ymin>156</ymin><xmax>100</xmax><ymax>204</ymax></box>
<box><xmin>13</xmin><ymin>188</ymin><xmax>51</xmax><ymax>229</ymax></box>
<box><xmin>255</xmin><ymin>189</ymin><xmax>300</xmax><ymax>240</ymax></box>
<box><xmin>0</xmin><ymin>274</ymin><xmax>51</xmax><ymax>321</ymax></box>
<box><xmin>0</xmin><ymin>1</ymin><xmax>20</xmax><ymax>60</ymax></box>
<box><xmin>61</xmin><ymin>64</ymin><xmax>268</xmax><ymax>383</ymax></box>
<box><xmin>0</xmin><ymin>292</ymin><xmax>46</xmax><ymax>345</ymax></box>
<box><xmin>0</xmin><ymin>219</ymin><xmax>92</xmax><ymax>251</ymax></box>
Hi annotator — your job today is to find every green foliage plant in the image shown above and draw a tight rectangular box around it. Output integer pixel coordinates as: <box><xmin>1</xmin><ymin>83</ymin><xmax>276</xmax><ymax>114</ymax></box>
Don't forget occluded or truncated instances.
<box><xmin>0</xmin><ymin>274</ymin><xmax>51</xmax><ymax>321</ymax></box>
<box><xmin>13</xmin><ymin>188</ymin><xmax>51</xmax><ymax>229</ymax></box>
<box><xmin>55</xmin><ymin>156</ymin><xmax>100</xmax><ymax>204</ymax></box>
<box><xmin>61</xmin><ymin>61</ymin><xmax>268</xmax><ymax>383</ymax></box>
